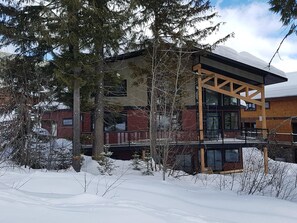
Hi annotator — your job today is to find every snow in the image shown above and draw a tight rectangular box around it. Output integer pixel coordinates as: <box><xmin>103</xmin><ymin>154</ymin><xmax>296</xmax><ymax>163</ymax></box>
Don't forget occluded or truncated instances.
<box><xmin>1</xmin><ymin>148</ymin><xmax>297</xmax><ymax>223</ymax></box>
<box><xmin>264</xmin><ymin>72</ymin><xmax>297</xmax><ymax>99</ymax></box>
<box><xmin>0</xmin><ymin>112</ymin><xmax>15</xmax><ymax>122</ymax></box>
<box><xmin>213</xmin><ymin>46</ymin><xmax>286</xmax><ymax>78</ymax></box>
<box><xmin>34</xmin><ymin>100</ymin><xmax>70</xmax><ymax>110</ymax></box>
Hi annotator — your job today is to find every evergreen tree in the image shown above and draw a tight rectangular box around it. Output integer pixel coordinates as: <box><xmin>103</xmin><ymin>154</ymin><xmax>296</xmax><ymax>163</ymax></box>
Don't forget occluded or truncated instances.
<box><xmin>1</xmin><ymin>0</ymin><xmax>132</xmax><ymax>170</ymax></box>
<box><xmin>0</xmin><ymin>0</ymin><xmax>53</xmax><ymax>167</ymax></box>
<box><xmin>81</xmin><ymin>0</ymin><xmax>131</xmax><ymax>160</ymax></box>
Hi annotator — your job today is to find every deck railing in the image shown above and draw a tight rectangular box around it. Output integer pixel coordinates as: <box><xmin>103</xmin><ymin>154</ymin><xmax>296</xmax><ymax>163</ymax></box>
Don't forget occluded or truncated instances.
<box><xmin>81</xmin><ymin>128</ymin><xmax>268</xmax><ymax>146</ymax></box>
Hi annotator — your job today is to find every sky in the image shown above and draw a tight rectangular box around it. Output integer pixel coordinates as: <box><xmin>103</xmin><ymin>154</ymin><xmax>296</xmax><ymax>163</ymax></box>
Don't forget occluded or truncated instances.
<box><xmin>1</xmin><ymin>0</ymin><xmax>296</xmax><ymax>73</ymax></box>
<box><xmin>209</xmin><ymin>0</ymin><xmax>297</xmax><ymax>72</ymax></box>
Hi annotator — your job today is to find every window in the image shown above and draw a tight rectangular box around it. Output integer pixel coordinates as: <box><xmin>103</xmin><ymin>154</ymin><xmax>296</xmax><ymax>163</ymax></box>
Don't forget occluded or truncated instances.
<box><xmin>225</xmin><ymin>149</ymin><xmax>239</xmax><ymax>162</ymax></box>
<box><xmin>224</xmin><ymin>112</ymin><xmax>239</xmax><ymax>130</ymax></box>
<box><xmin>245</xmin><ymin>103</ymin><xmax>256</xmax><ymax>111</ymax></box>
<box><xmin>223</xmin><ymin>95</ymin><xmax>238</xmax><ymax>106</ymax></box>
<box><xmin>205</xmin><ymin>89</ymin><xmax>219</xmax><ymax>106</ymax></box>
<box><xmin>104</xmin><ymin>113</ymin><xmax>127</xmax><ymax>132</ymax></box>
<box><xmin>175</xmin><ymin>154</ymin><xmax>192</xmax><ymax>173</ymax></box>
<box><xmin>156</xmin><ymin>112</ymin><xmax>181</xmax><ymax>130</ymax></box>
<box><xmin>265</xmin><ymin>101</ymin><xmax>270</xmax><ymax>109</ymax></box>
<box><xmin>63</xmin><ymin>118</ymin><xmax>73</xmax><ymax>126</ymax></box>
<box><xmin>105</xmin><ymin>79</ymin><xmax>127</xmax><ymax>97</ymax></box>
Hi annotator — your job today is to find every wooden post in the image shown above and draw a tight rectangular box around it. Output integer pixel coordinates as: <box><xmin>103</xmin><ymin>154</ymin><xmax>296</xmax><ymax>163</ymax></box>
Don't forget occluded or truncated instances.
<box><xmin>197</xmin><ymin>64</ymin><xmax>206</xmax><ymax>173</ymax></box>
<box><xmin>200</xmin><ymin>146</ymin><xmax>205</xmax><ymax>173</ymax></box>
<box><xmin>198</xmin><ymin>65</ymin><xmax>204</xmax><ymax>141</ymax></box>
<box><xmin>261</xmin><ymin>84</ymin><xmax>267</xmax><ymax>139</ymax></box>
<box><xmin>261</xmin><ymin>84</ymin><xmax>268</xmax><ymax>174</ymax></box>
<box><xmin>264</xmin><ymin>146</ymin><xmax>268</xmax><ymax>175</ymax></box>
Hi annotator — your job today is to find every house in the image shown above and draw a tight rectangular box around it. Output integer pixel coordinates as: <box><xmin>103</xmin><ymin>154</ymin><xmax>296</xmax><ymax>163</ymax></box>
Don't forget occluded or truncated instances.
<box><xmin>40</xmin><ymin>46</ymin><xmax>287</xmax><ymax>173</ymax></box>
<box><xmin>241</xmin><ymin>72</ymin><xmax>297</xmax><ymax>163</ymax></box>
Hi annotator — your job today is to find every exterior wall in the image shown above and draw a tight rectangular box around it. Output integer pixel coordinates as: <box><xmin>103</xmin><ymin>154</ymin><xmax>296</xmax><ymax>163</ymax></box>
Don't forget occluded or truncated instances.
<box><xmin>42</xmin><ymin>110</ymin><xmax>91</xmax><ymax>139</ymax></box>
<box><xmin>107</xmin><ymin>57</ymin><xmax>148</xmax><ymax>107</ymax></box>
<box><xmin>241</xmin><ymin>96</ymin><xmax>297</xmax><ymax>142</ymax></box>
<box><xmin>42</xmin><ymin>110</ymin><xmax>73</xmax><ymax>139</ymax></box>
<box><xmin>127</xmin><ymin>109</ymin><xmax>148</xmax><ymax>131</ymax></box>
<box><xmin>182</xmin><ymin>109</ymin><xmax>197</xmax><ymax>131</ymax></box>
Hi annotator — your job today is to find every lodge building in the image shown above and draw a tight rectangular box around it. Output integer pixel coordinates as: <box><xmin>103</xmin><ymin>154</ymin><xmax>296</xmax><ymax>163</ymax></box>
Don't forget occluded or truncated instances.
<box><xmin>41</xmin><ymin>47</ymin><xmax>287</xmax><ymax>173</ymax></box>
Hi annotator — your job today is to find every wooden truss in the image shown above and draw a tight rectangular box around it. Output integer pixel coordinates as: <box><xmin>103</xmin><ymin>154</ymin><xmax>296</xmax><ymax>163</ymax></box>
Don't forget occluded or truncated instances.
<box><xmin>199</xmin><ymin>68</ymin><xmax>263</xmax><ymax>106</ymax></box>
<box><xmin>194</xmin><ymin>64</ymin><xmax>268</xmax><ymax>174</ymax></box>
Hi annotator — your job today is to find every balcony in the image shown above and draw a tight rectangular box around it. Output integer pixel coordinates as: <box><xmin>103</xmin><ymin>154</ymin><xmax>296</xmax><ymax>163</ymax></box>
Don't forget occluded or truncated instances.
<box><xmin>81</xmin><ymin>128</ymin><xmax>268</xmax><ymax>149</ymax></box>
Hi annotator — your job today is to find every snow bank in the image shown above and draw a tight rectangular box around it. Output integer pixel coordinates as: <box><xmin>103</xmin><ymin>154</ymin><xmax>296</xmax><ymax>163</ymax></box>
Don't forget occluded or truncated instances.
<box><xmin>1</xmin><ymin>151</ymin><xmax>297</xmax><ymax>223</ymax></box>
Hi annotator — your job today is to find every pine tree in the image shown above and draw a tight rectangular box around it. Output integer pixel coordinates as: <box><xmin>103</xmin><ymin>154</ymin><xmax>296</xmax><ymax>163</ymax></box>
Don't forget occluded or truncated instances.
<box><xmin>0</xmin><ymin>0</ymin><xmax>53</xmax><ymax>167</ymax></box>
<box><xmin>81</xmin><ymin>0</ymin><xmax>131</xmax><ymax>160</ymax></box>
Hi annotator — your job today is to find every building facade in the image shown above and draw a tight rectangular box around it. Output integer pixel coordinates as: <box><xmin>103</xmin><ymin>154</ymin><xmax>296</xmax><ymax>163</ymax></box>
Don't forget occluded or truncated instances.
<box><xmin>41</xmin><ymin>47</ymin><xmax>287</xmax><ymax>173</ymax></box>
<box><xmin>241</xmin><ymin>72</ymin><xmax>297</xmax><ymax>162</ymax></box>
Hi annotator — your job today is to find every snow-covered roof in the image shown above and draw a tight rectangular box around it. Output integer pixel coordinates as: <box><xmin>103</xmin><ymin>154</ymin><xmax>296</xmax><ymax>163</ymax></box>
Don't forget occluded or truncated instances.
<box><xmin>35</xmin><ymin>101</ymin><xmax>70</xmax><ymax>111</ymax></box>
<box><xmin>264</xmin><ymin>72</ymin><xmax>297</xmax><ymax>99</ymax></box>
<box><xmin>213</xmin><ymin>46</ymin><xmax>286</xmax><ymax>79</ymax></box>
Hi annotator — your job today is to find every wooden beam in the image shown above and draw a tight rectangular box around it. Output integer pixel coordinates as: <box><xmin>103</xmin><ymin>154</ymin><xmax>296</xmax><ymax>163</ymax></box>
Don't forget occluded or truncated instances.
<box><xmin>201</xmin><ymin>76</ymin><xmax>213</xmax><ymax>84</ymax></box>
<box><xmin>248</xmin><ymin>90</ymin><xmax>261</xmax><ymax>99</ymax></box>
<box><xmin>264</xmin><ymin>146</ymin><xmax>268</xmax><ymax>175</ymax></box>
<box><xmin>217</xmin><ymin>80</ymin><xmax>230</xmax><ymax>89</ymax></box>
<box><xmin>261</xmin><ymin>84</ymin><xmax>267</xmax><ymax>138</ymax></box>
<box><xmin>201</xmin><ymin>69</ymin><xmax>262</xmax><ymax>92</ymax></box>
<box><xmin>199</xmin><ymin>68</ymin><xmax>263</xmax><ymax>106</ymax></box>
<box><xmin>200</xmin><ymin>146</ymin><xmax>205</xmax><ymax>173</ymax></box>
<box><xmin>198</xmin><ymin>66</ymin><xmax>204</xmax><ymax>141</ymax></box>
<box><xmin>203</xmin><ymin>84</ymin><xmax>262</xmax><ymax>106</ymax></box>
<box><xmin>233</xmin><ymin>85</ymin><xmax>246</xmax><ymax>94</ymax></box>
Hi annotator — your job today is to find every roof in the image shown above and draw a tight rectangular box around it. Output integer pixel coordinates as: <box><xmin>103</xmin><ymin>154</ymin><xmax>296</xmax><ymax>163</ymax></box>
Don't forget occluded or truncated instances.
<box><xmin>265</xmin><ymin>72</ymin><xmax>297</xmax><ymax>99</ymax></box>
<box><xmin>194</xmin><ymin>46</ymin><xmax>287</xmax><ymax>86</ymax></box>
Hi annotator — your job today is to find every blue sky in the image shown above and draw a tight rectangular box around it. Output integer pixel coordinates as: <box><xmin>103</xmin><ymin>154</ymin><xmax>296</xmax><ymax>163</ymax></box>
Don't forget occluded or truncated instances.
<box><xmin>209</xmin><ymin>0</ymin><xmax>297</xmax><ymax>72</ymax></box>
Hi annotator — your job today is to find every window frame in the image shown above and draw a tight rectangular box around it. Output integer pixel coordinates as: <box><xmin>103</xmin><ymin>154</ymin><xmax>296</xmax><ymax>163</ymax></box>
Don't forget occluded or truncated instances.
<box><xmin>245</xmin><ymin>103</ymin><xmax>256</xmax><ymax>111</ymax></box>
<box><xmin>225</xmin><ymin>149</ymin><xmax>240</xmax><ymax>163</ymax></box>
<box><xmin>62</xmin><ymin>118</ymin><xmax>73</xmax><ymax>126</ymax></box>
<box><xmin>104</xmin><ymin>79</ymin><xmax>127</xmax><ymax>97</ymax></box>
<box><xmin>265</xmin><ymin>101</ymin><xmax>270</xmax><ymax>109</ymax></box>
<box><xmin>104</xmin><ymin>112</ymin><xmax>127</xmax><ymax>132</ymax></box>
<box><xmin>224</xmin><ymin>112</ymin><xmax>239</xmax><ymax>130</ymax></box>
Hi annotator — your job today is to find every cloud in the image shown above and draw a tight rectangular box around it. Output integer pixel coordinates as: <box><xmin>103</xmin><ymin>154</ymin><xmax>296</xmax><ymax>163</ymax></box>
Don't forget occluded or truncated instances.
<box><xmin>209</xmin><ymin>1</ymin><xmax>297</xmax><ymax>72</ymax></box>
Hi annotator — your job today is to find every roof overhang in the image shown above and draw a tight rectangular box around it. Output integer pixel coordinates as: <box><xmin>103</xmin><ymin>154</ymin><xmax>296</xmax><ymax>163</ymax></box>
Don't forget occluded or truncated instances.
<box><xmin>192</xmin><ymin>50</ymin><xmax>287</xmax><ymax>86</ymax></box>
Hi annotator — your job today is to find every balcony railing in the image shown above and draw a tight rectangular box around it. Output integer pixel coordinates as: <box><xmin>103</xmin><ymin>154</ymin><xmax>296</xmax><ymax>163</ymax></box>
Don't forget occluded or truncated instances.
<box><xmin>81</xmin><ymin>128</ymin><xmax>268</xmax><ymax>146</ymax></box>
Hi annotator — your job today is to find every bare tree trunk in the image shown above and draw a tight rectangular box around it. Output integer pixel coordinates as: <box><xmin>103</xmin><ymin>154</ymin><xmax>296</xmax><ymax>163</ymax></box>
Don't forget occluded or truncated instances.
<box><xmin>149</xmin><ymin>43</ymin><xmax>158</xmax><ymax>169</ymax></box>
<box><xmin>72</xmin><ymin>78</ymin><xmax>81</xmax><ymax>172</ymax></box>
<box><xmin>93</xmin><ymin>71</ymin><xmax>105</xmax><ymax>160</ymax></box>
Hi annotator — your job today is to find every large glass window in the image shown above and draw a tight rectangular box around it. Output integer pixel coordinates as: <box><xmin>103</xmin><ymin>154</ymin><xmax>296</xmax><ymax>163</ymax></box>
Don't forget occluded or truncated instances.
<box><xmin>104</xmin><ymin>79</ymin><xmax>127</xmax><ymax>97</ymax></box>
<box><xmin>225</xmin><ymin>149</ymin><xmax>239</xmax><ymax>162</ymax></box>
<box><xmin>104</xmin><ymin>113</ymin><xmax>127</xmax><ymax>132</ymax></box>
<box><xmin>223</xmin><ymin>95</ymin><xmax>238</xmax><ymax>106</ymax></box>
<box><xmin>224</xmin><ymin>112</ymin><xmax>239</xmax><ymax>130</ymax></box>
<box><xmin>205</xmin><ymin>89</ymin><xmax>219</xmax><ymax>106</ymax></box>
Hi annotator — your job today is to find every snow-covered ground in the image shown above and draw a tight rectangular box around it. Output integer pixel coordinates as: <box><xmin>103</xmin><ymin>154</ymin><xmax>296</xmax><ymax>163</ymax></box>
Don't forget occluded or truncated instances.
<box><xmin>1</xmin><ymin>148</ymin><xmax>297</xmax><ymax>223</ymax></box>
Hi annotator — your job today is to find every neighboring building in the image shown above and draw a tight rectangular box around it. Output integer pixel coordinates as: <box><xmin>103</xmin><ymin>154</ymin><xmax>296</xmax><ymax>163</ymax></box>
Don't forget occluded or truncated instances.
<box><xmin>41</xmin><ymin>47</ymin><xmax>287</xmax><ymax>173</ymax></box>
<box><xmin>241</xmin><ymin>72</ymin><xmax>297</xmax><ymax>163</ymax></box>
